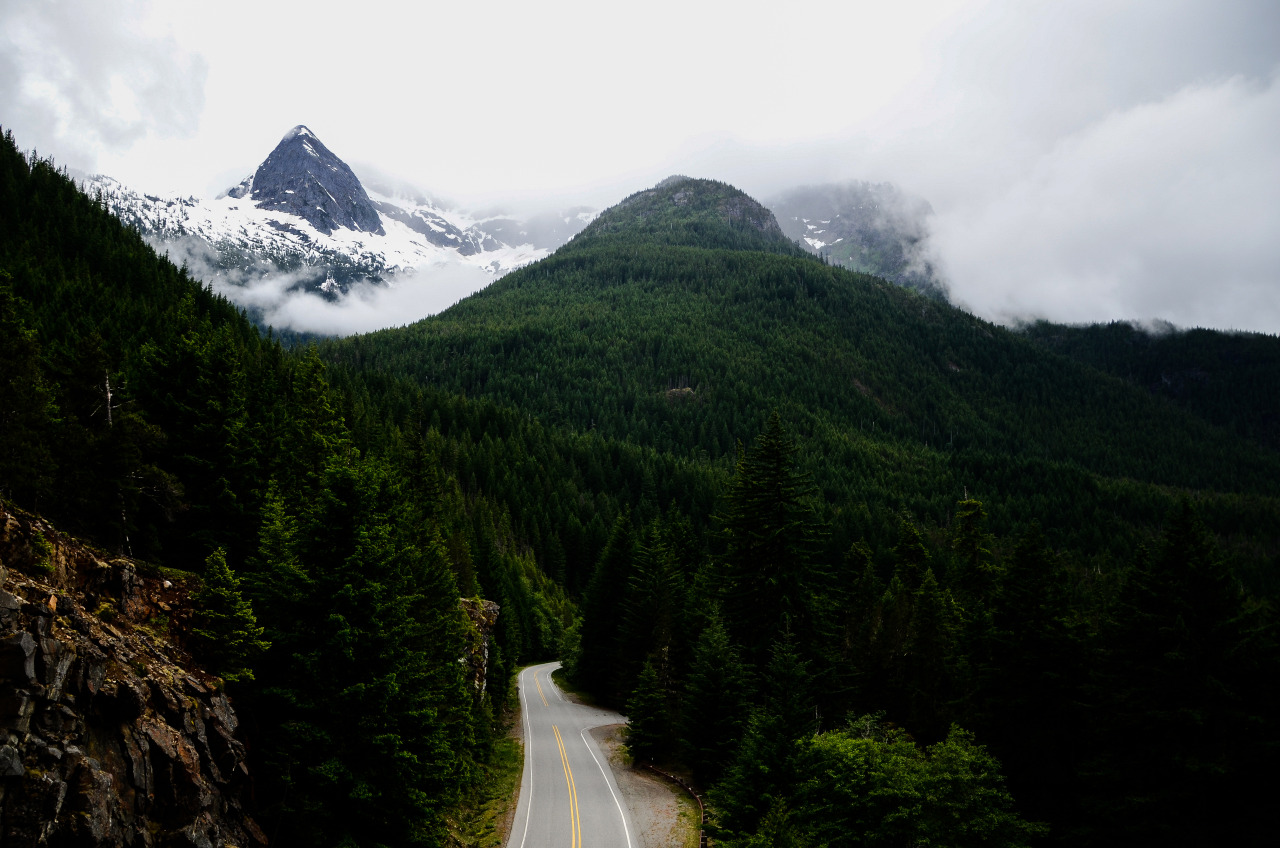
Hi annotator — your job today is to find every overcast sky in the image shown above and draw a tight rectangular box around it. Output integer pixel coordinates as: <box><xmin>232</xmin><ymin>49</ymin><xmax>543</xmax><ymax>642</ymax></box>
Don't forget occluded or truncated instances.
<box><xmin>3</xmin><ymin>0</ymin><xmax>1278</xmax><ymax>333</ymax></box>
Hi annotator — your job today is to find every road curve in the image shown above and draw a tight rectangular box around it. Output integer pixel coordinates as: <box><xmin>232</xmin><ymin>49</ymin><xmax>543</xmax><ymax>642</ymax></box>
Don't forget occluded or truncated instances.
<box><xmin>508</xmin><ymin>662</ymin><xmax>637</xmax><ymax>848</ymax></box>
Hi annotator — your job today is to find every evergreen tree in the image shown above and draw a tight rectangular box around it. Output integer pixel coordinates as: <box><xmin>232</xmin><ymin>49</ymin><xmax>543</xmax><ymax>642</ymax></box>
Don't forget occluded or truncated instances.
<box><xmin>1085</xmin><ymin>500</ymin><xmax>1253</xmax><ymax>846</ymax></box>
<box><xmin>980</xmin><ymin>523</ymin><xmax>1085</xmax><ymax>831</ymax></box>
<box><xmin>572</xmin><ymin>512</ymin><xmax>637</xmax><ymax>701</ymax></box>
<box><xmin>711</xmin><ymin>635</ymin><xmax>816</xmax><ymax>840</ymax></box>
<box><xmin>625</xmin><ymin>658</ymin><xmax>674</xmax><ymax>764</ymax></box>
<box><xmin>616</xmin><ymin>519</ymin><xmax>685</xmax><ymax>693</ymax></box>
<box><xmin>948</xmin><ymin>497</ymin><xmax>1000</xmax><ymax>604</ymax></box>
<box><xmin>905</xmin><ymin>568</ymin><xmax>960</xmax><ymax>741</ymax></box>
<box><xmin>890</xmin><ymin>512</ymin><xmax>930</xmax><ymax>591</ymax></box>
<box><xmin>243</xmin><ymin>480</ymin><xmax>312</xmax><ymax>646</ymax></box>
<box><xmin>0</xmin><ymin>275</ymin><xmax>56</xmax><ymax>505</ymax></box>
<box><xmin>717</xmin><ymin>413</ymin><xmax>825</xmax><ymax>667</ymax></box>
<box><xmin>253</xmin><ymin>456</ymin><xmax>477</xmax><ymax>847</ymax></box>
<box><xmin>191</xmin><ymin>548</ymin><xmax>269</xmax><ymax>684</ymax></box>
<box><xmin>681</xmin><ymin>609</ymin><xmax>752</xmax><ymax>782</ymax></box>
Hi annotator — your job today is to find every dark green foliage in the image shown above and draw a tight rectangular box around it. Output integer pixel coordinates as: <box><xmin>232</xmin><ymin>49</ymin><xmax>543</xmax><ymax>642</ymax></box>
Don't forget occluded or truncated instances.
<box><xmin>191</xmin><ymin>548</ymin><xmax>268</xmax><ymax>683</ymax></box>
<box><xmin>616</xmin><ymin>518</ymin><xmax>687</xmax><ymax>694</ymax></box>
<box><xmin>323</xmin><ymin>197</ymin><xmax>1280</xmax><ymax>573</ymax></box>
<box><xmin>1022</xmin><ymin>319</ymin><xmax>1280</xmax><ymax>451</ymax></box>
<box><xmin>680</xmin><ymin>610</ymin><xmax>751</xmax><ymax>782</ymax></box>
<box><xmin>567</xmin><ymin>177</ymin><xmax>804</xmax><ymax>257</ymax></box>
<box><xmin>710</xmin><ymin>636</ymin><xmax>816</xmax><ymax>840</ymax></box>
<box><xmin>570</xmin><ymin>513</ymin><xmax>637</xmax><ymax>702</ymax></box>
<box><xmin>625</xmin><ymin>658</ymin><xmax>675</xmax><ymax>764</ymax></box>
<box><xmin>311</xmin><ymin>175</ymin><xmax>1279</xmax><ymax>844</ymax></box>
<box><xmin>0</xmin><ymin>273</ymin><xmax>56</xmax><ymax>504</ymax></box>
<box><xmin>890</xmin><ymin>512</ymin><xmax>930</xmax><ymax>590</ymax></box>
<box><xmin>975</xmin><ymin>524</ymin><xmax>1086</xmax><ymax>828</ymax></box>
<box><xmin>787</xmin><ymin>721</ymin><xmax>1045</xmax><ymax>848</ymax></box>
<box><xmin>248</xmin><ymin>455</ymin><xmax>479</xmax><ymax>847</ymax></box>
<box><xmin>948</xmin><ymin>497</ymin><xmax>999</xmax><ymax>603</ymax></box>
<box><xmin>905</xmin><ymin>568</ymin><xmax>961</xmax><ymax>741</ymax></box>
<box><xmin>716</xmin><ymin>413</ymin><xmax>826</xmax><ymax>667</ymax></box>
<box><xmin>1081</xmin><ymin>501</ymin><xmax>1274</xmax><ymax>846</ymax></box>
<box><xmin>0</xmin><ymin>129</ymin><xmax>573</xmax><ymax>846</ymax></box>
<box><xmin>7</xmin><ymin>124</ymin><xmax>1279</xmax><ymax>847</ymax></box>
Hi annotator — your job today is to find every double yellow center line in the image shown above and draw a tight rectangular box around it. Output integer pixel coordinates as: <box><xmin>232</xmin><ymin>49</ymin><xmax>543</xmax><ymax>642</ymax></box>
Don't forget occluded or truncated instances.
<box><xmin>552</xmin><ymin>725</ymin><xmax>581</xmax><ymax>848</ymax></box>
<box><xmin>534</xmin><ymin>670</ymin><xmax>549</xmax><ymax>707</ymax></box>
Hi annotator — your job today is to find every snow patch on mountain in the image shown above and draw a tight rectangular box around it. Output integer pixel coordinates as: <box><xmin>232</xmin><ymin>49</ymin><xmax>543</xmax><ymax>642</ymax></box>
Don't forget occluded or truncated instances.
<box><xmin>76</xmin><ymin>125</ymin><xmax>605</xmax><ymax>334</ymax></box>
<box><xmin>82</xmin><ymin>173</ymin><xmax>560</xmax><ymax>287</ymax></box>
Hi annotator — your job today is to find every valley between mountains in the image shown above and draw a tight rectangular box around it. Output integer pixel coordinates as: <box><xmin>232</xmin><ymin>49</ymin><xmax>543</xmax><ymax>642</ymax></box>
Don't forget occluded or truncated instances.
<box><xmin>2</xmin><ymin>124</ymin><xmax>1278</xmax><ymax>847</ymax></box>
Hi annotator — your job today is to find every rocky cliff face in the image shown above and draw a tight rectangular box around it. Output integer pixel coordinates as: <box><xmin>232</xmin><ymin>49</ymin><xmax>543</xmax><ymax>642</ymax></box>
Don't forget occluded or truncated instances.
<box><xmin>0</xmin><ymin>506</ymin><xmax>264</xmax><ymax>847</ymax></box>
<box><xmin>766</xmin><ymin>181</ymin><xmax>948</xmax><ymax>299</ymax></box>
<box><xmin>458</xmin><ymin>598</ymin><xmax>500</xmax><ymax>697</ymax></box>
<box><xmin>228</xmin><ymin>125</ymin><xmax>384</xmax><ymax>236</ymax></box>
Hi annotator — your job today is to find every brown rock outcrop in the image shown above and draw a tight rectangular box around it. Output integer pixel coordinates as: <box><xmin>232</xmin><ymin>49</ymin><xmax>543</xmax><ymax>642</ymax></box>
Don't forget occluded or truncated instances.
<box><xmin>458</xmin><ymin>597</ymin><xmax>500</xmax><ymax>698</ymax></box>
<box><xmin>0</xmin><ymin>505</ymin><xmax>265</xmax><ymax>847</ymax></box>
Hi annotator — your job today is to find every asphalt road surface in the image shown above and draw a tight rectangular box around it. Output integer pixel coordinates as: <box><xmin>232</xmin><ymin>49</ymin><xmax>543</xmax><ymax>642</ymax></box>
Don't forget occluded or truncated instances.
<box><xmin>508</xmin><ymin>662</ymin><xmax>638</xmax><ymax>848</ymax></box>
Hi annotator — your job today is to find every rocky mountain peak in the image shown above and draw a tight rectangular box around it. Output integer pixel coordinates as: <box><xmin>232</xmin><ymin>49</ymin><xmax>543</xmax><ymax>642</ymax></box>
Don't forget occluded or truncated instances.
<box><xmin>571</xmin><ymin>176</ymin><xmax>798</xmax><ymax>256</ymax></box>
<box><xmin>226</xmin><ymin>125</ymin><xmax>384</xmax><ymax>237</ymax></box>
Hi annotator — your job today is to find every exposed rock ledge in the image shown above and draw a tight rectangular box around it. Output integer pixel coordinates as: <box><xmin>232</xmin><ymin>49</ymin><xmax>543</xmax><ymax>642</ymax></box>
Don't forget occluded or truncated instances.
<box><xmin>0</xmin><ymin>505</ymin><xmax>265</xmax><ymax>847</ymax></box>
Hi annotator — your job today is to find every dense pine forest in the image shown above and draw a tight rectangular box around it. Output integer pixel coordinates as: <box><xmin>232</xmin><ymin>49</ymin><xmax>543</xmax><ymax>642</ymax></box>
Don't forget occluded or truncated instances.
<box><xmin>4</xmin><ymin>129</ymin><xmax>1279</xmax><ymax>846</ymax></box>
<box><xmin>0</xmin><ymin>129</ymin><xmax>572</xmax><ymax>847</ymax></box>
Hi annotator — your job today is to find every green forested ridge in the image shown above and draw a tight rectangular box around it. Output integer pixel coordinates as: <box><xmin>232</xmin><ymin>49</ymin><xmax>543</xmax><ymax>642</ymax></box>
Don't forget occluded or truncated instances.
<box><xmin>322</xmin><ymin>176</ymin><xmax>1280</xmax><ymax>846</ymax></box>
<box><xmin>324</xmin><ymin>191</ymin><xmax>1280</xmax><ymax>576</ymax></box>
<box><xmin>0</xmin><ymin>128</ymin><xmax>572</xmax><ymax>846</ymax></box>
<box><xmin>564</xmin><ymin>176</ymin><xmax>805</xmax><ymax>257</ymax></box>
<box><xmin>1021</xmin><ymin>318</ymin><xmax>1280</xmax><ymax>451</ymax></box>
<box><xmin>4</xmin><ymin>129</ymin><xmax>1278</xmax><ymax>847</ymax></box>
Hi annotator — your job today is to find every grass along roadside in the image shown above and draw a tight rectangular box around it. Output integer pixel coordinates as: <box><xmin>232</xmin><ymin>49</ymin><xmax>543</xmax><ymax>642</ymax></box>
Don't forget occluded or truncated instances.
<box><xmin>550</xmin><ymin>666</ymin><xmax>601</xmax><ymax>706</ymax></box>
<box><xmin>446</xmin><ymin>674</ymin><xmax>526</xmax><ymax>848</ymax></box>
<box><xmin>675</xmin><ymin>790</ymin><xmax>702</xmax><ymax>848</ymax></box>
<box><xmin>447</xmin><ymin>736</ymin><xmax>523</xmax><ymax>847</ymax></box>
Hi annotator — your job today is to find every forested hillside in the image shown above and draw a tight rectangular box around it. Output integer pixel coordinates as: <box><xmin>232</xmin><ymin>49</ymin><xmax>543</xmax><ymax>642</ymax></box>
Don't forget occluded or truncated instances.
<box><xmin>323</xmin><ymin>176</ymin><xmax>1280</xmax><ymax>846</ymax></box>
<box><xmin>5</xmin><ymin>135</ymin><xmax>1278</xmax><ymax>847</ymax></box>
<box><xmin>0</xmin><ymin>128</ymin><xmax>573</xmax><ymax>847</ymax></box>
<box><xmin>325</xmin><ymin>177</ymin><xmax>1280</xmax><ymax>587</ymax></box>
<box><xmin>1021</xmin><ymin>319</ymin><xmax>1280</xmax><ymax>451</ymax></box>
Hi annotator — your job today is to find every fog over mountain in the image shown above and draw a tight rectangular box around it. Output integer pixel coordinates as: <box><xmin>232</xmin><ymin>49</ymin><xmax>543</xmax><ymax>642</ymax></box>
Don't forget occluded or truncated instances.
<box><xmin>769</xmin><ymin>182</ymin><xmax>946</xmax><ymax>300</ymax></box>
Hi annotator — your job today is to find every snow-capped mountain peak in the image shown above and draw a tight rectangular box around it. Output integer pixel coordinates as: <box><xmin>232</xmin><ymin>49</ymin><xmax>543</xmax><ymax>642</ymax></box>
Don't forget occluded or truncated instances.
<box><xmin>80</xmin><ymin>125</ymin><xmax>598</xmax><ymax>302</ymax></box>
<box><xmin>225</xmin><ymin>125</ymin><xmax>385</xmax><ymax>237</ymax></box>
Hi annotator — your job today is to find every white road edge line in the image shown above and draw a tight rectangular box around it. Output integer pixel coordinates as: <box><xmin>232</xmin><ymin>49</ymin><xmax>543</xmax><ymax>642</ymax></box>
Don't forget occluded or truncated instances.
<box><xmin>549</xmin><ymin>663</ymin><xmax>564</xmax><ymax>701</ymax></box>
<box><xmin>515</xmin><ymin>666</ymin><xmax>535</xmax><ymax>848</ymax></box>
<box><xmin>579</xmin><ymin>727</ymin><xmax>634</xmax><ymax>848</ymax></box>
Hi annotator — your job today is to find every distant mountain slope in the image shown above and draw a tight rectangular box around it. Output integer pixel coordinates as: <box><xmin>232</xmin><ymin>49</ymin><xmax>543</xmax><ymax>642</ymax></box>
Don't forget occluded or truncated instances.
<box><xmin>767</xmin><ymin>181</ymin><xmax>946</xmax><ymax>298</ymax></box>
<box><xmin>1021</xmin><ymin>319</ymin><xmax>1280</xmax><ymax>451</ymax></box>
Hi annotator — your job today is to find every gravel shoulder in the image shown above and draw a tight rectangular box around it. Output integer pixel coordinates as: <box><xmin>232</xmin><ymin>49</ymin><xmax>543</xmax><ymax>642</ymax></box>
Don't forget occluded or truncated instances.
<box><xmin>588</xmin><ymin>724</ymin><xmax>700</xmax><ymax>848</ymax></box>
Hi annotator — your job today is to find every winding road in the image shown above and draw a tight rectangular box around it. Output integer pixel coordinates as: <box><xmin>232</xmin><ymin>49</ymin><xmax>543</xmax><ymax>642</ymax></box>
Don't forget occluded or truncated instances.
<box><xmin>508</xmin><ymin>662</ymin><xmax>637</xmax><ymax>848</ymax></box>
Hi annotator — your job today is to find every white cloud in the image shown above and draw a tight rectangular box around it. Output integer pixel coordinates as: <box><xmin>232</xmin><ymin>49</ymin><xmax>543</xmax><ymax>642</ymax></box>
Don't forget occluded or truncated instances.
<box><xmin>0</xmin><ymin>0</ymin><xmax>206</xmax><ymax>172</ymax></box>
<box><xmin>929</xmin><ymin>72</ymin><xmax>1280</xmax><ymax>332</ymax></box>
<box><xmin>152</xmin><ymin>234</ymin><xmax>493</xmax><ymax>335</ymax></box>
<box><xmin>7</xmin><ymin>0</ymin><xmax>1280</xmax><ymax>332</ymax></box>
<box><xmin>235</xmin><ymin>267</ymin><xmax>494</xmax><ymax>337</ymax></box>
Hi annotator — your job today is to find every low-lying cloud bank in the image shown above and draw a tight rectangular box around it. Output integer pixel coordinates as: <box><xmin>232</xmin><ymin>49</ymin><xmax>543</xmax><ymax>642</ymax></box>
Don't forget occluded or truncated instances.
<box><xmin>217</xmin><ymin>268</ymin><xmax>494</xmax><ymax>337</ymax></box>
<box><xmin>154</xmin><ymin>236</ymin><xmax>494</xmax><ymax>336</ymax></box>
<box><xmin>928</xmin><ymin>71</ymin><xmax>1280</xmax><ymax>334</ymax></box>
